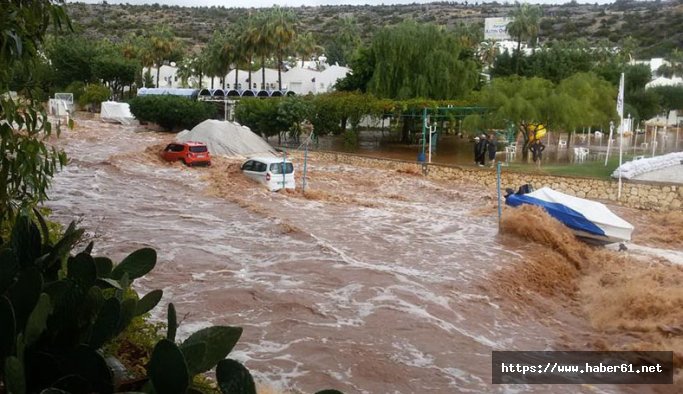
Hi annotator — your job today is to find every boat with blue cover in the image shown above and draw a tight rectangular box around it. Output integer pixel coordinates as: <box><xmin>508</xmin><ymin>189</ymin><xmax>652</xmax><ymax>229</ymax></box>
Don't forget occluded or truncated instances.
<box><xmin>505</xmin><ymin>186</ymin><xmax>634</xmax><ymax>245</ymax></box>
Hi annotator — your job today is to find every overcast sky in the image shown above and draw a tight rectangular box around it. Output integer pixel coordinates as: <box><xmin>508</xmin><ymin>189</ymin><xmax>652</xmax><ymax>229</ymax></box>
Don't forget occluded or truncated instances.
<box><xmin>68</xmin><ymin>0</ymin><xmax>616</xmax><ymax>8</ymax></box>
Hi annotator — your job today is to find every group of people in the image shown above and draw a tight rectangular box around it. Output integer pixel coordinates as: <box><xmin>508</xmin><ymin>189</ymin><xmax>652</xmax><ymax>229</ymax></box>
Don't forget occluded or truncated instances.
<box><xmin>473</xmin><ymin>134</ymin><xmax>497</xmax><ymax>167</ymax></box>
<box><xmin>473</xmin><ymin>134</ymin><xmax>546</xmax><ymax>169</ymax></box>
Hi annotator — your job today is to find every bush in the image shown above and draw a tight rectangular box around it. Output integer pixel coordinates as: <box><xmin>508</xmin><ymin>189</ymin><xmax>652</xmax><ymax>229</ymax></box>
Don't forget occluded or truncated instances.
<box><xmin>234</xmin><ymin>97</ymin><xmax>283</xmax><ymax>137</ymax></box>
<box><xmin>78</xmin><ymin>83</ymin><xmax>111</xmax><ymax>111</ymax></box>
<box><xmin>129</xmin><ymin>95</ymin><xmax>216</xmax><ymax>131</ymax></box>
<box><xmin>0</xmin><ymin>212</ymin><xmax>257</xmax><ymax>393</ymax></box>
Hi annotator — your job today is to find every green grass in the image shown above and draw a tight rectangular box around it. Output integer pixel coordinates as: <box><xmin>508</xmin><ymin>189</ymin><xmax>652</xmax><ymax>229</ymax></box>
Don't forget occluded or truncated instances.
<box><xmin>506</xmin><ymin>155</ymin><xmax>634</xmax><ymax>180</ymax></box>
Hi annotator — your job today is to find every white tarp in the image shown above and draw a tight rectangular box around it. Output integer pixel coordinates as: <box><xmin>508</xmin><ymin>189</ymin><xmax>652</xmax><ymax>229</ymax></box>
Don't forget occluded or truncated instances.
<box><xmin>611</xmin><ymin>152</ymin><xmax>683</xmax><ymax>179</ymax></box>
<box><xmin>176</xmin><ymin>119</ymin><xmax>276</xmax><ymax>158</ymax></box>
<box><xmin>100</xmin><ymin>101</ymin><xmax>137</xmax><ymax>125</ymax></box>
<box><xmin>528</xmin><ymin>187</ymin><xmax>634</xmax><ymax>243</ymax></box>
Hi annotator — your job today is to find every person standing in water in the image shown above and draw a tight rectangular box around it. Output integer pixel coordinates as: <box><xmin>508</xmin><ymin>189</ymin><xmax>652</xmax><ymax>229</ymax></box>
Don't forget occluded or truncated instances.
<box><xmin>487</xmin><ymin>133</ymin><xmax>497</xmax><ymax>167</ymax></box>
<box><xmin>529</xmin><ymin>139</ymin><xmax>545</xmax><ymax>169</ymax></box>
<box><xmin>473</xmin><ymin>136</ymin><xmax>481</xmax><ymax>165</ymax></box>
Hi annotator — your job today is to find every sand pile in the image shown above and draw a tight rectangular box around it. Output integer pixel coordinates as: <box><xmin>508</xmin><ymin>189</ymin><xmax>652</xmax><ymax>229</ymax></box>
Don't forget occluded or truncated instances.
<box><xmin>176</xmin><ymin>120</ymin><xmax>276</xmax><ymax>158</ymax></box>
<box><xmin>496</xmin><ymin>205</ymin><xmax>683</xmax><ymax>375</ymax></box>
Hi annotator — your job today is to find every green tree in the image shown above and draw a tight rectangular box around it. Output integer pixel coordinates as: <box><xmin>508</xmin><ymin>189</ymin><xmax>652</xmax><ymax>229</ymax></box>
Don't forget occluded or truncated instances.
<box><xmin>92</xmin><ymin>55</ymin><xmax>139</xmax><ymax>99</ymax></box>
<box><xmin>325</xmin><ymin>16</ymin><xmax>361</xmax><ymax>67</ymax></box>
<box><xmin>148</xmin><ymin>26</ymin><xmax>182</xmax><ymax>88</ymax></box>
<box><xmin>204</xmin><ymin>30</ymin><xmax>233</xmax><ymax>90</ymax></box>
<box><xmin>367</xmin><ymin>21</ymin><xmax>479</xmax><ymax>100</ymax></box>
<box><xmin>46</xmin><ymin>34</ymin><xmax>99</xmax><ymax>87</ymax></box>
<box><xmin>269</xmin><ymin>6</ymin><xmax>297</xmax><ymax>91</ymax></box>
<box><xmin>474</xmin><ymin>74</ymin><xmax>616</xmax><ymax>159</ymax></box>
<box><xmin>0</xmin><ymin>0</ymin><xmax>70</xmax><ymax>226</ymax></box>
<box><xmin>295</xmin><ymin>32</ymin><xmax>323</xmax><ymax>68</ymax></box>
<box><xmin>507</xmin><ymin>3</ymin><xmax>542</xmax><ymax>74</ymax></box>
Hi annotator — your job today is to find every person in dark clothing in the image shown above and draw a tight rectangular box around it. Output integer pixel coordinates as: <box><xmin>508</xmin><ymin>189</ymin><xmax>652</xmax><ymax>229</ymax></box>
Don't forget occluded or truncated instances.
<box><xmin>476</xmin><ymin>135</ymin><xmax>487</xmax><ymax>166</ymax></box>
<box><xmin>529</xmin><ymin>139</ymin><xmax>545</xmax><ymax>168</ymax></box>
<box><xmin>473</xmin><ymin>136</ymin><xmax>481</xmax><ymax>165</ymax></box>
<box><xmin>487</xmin><ymin>133</ymin><xmax>497</xmax><ymax>167</ymax></box>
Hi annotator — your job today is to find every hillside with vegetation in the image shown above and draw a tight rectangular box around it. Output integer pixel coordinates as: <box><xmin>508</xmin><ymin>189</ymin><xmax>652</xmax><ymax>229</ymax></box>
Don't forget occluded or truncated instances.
<box><xmin>65</xmin><ymin>0</ymin><xmax>683</xmax><ymax>59</ymax></box>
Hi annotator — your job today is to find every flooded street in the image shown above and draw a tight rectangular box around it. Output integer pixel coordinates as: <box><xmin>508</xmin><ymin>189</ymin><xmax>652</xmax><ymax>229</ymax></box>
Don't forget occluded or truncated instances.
<box><xmin>45</xmin><ymin>117</ymin><xmax>679</xmax><ymax>393</ymax></box>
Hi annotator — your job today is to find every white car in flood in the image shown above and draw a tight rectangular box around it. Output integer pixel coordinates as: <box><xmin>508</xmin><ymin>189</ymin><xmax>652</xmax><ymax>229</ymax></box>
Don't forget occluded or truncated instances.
<box><xmin>241</xmin><ymin>157</ymin><xmax>296</xmax><ymax>191</ymax></box>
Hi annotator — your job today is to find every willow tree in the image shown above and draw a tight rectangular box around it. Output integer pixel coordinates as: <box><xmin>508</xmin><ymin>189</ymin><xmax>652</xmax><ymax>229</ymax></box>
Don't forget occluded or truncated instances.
<box><xmin>367</xmin><ymin>21</ymin><xmax>480</xmax><ymax>100</ymax></box>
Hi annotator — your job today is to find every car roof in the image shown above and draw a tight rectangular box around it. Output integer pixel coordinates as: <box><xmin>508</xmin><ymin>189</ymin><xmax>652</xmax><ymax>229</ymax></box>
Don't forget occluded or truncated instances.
<box><xmin>247</xmin><ymin>156</ymin><xmax>292</xmax><ymax>164</ymax></box>
<box><xmin>184</xmin><ymin>141</ymin><xmax>207</xmax><ymax>146</ymax></box>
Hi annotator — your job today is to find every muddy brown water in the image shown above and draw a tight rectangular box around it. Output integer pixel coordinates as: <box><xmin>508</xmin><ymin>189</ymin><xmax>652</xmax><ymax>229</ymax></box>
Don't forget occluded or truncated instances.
<box><xmin>45</xmin><ymin>117</ymin><xmax>680</xmax><ymax>393</ymax></box>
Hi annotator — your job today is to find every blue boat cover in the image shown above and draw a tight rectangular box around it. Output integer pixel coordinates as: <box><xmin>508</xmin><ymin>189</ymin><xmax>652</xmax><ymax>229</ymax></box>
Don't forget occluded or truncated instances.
<box><xmin>505</xmin><ymin>193</ymin><xmax>606</xmax><ymax>237</ymax></box>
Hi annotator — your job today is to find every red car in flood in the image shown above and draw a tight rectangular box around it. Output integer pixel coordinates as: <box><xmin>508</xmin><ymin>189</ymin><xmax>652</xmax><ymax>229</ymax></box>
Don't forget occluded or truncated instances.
<box><xmin>161</xmin><ymin>141</ymin><xmax>211</xmax><ymax>166</ymax></box>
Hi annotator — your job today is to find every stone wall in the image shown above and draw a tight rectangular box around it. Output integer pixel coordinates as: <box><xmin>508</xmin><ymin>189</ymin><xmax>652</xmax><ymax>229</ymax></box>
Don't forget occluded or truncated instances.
<box><xmin>307</xmin><ymin>151</ymin><xmax>682</xmax><ymax>211</ymax></box>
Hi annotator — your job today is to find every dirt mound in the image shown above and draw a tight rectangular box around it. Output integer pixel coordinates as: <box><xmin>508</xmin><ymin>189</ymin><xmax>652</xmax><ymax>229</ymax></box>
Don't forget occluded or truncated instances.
<box><xmin>177</xmin><ymin>119</ymin><xmax>276</xmax><ymax>157</ymax></box>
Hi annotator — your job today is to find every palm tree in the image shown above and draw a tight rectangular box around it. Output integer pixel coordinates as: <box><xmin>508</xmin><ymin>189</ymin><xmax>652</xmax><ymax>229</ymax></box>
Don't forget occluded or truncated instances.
<box><xmin>149</xmin><ymin>26</ymin><xmax>176</xmax><ymax>87</ymax></box>
<box><xmin>507</xmin><ymin>3</ymin><xmax>541</xmax><ymax>74</ymax></box>
<box><xmin>269</xmin><ymin>6</ymin><xmax>297</xmax><ymax>90</ymax></box>
<box><xmin>242</xmin><ymin>14</ymin><xmax>264</xmax><ymax>90</ymax></box>
<box><xmin>254</xmin><ymin>11</ymin><xmax>274</xmax><ymax>90</ymax></box>
<box><xmin>295</xmin><ymin>32</ymin><xmax>323</xmax><ymax>68</ymax></box>
<box><xmin>205</xmin><ymin>30</ymin><xmax>234</xmax><ymax>89</ymax></box>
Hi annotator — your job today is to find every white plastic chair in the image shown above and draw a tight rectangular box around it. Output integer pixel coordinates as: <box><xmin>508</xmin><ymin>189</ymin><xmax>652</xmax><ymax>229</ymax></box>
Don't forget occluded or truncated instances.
<box><xmin>575</xmin><ymin>147</ymin><xmax>588</xmax><ymax>163</ymax></box>
<box><xmin>558</xmin><ymin>139</ymin><xmax>567</xmax><ymax>149</ymax></box>
<box><xmin>505</xmin><ymin>146</ymin><xmax>516</xmax><ymax>162</ymax></box>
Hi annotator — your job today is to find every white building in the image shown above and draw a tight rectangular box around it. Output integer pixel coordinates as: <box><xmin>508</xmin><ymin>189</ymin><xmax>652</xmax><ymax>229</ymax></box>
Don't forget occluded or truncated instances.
<box><xmin>143</xmin><ymin>62</ymin><xmax>351</xmax><ymax>96</ymax></box>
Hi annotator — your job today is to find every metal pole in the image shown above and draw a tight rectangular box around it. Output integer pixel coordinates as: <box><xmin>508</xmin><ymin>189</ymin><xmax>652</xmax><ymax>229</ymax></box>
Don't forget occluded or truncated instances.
<box><xmin>618</xmin><ymin>116</ymin><xmax>624</xmax><ymax>200</ymax></box>
<box><xmin>662</xmin><ymin>126</ymin><xmax>667</xmax><ymax>154</ymax></box>
<box><xmin>652</xmin><ymin>126</ymin><xmax>657</xmax><ymax>157</ymax></box>
<box><xmin>224</xmin><ymin>99</ymin><xmax>227</xmax><ymax>121</ymax></box>
<box><xmin>428</xmin><ymin>125</ymin><xmax>433</xmax><ymax>163</ymax></box>
<box><xmin>421</xmin><ymin>108</ymin><xmax>427</xmax><ymax>157</ymax></box>
<box><xmin>497</xmin><ymin>162</ymin><xmax>502</xmax><ymax>231</ymax></box>
<box><xmin>605</xmin><ymin>121</ymin><xmax>614</xmax><ymax>166</ymax></box>
<box><xmin>302</xmin><ymin>140</ymin><xmax>308</xmax><ymax>193</ymax></box>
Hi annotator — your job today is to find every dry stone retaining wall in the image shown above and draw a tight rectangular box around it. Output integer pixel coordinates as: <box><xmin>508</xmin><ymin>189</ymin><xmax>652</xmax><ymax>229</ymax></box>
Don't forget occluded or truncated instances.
<box><xmin>308</xmin><ymin>151</ymin><xmax>682</xmax><ymax>211</ymax></box>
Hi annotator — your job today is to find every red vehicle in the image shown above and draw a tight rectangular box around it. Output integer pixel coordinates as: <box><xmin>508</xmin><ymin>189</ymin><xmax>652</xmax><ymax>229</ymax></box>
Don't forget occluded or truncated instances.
<box><xmin>161</xmin><ymin>141</ymin><xmax>211</xmax><ymax>166</ymax></box>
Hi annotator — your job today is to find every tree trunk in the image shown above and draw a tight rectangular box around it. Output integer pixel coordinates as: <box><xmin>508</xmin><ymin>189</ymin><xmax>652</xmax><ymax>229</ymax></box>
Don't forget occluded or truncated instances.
<box><xmin>515</xmin><ymin>35</ymin><xmax>522</xmax><ymax>75</ymax></box>
<box><xmin>156</xmin><ymin>65</ymin><xmax>161</xmax><ymax>87</ymax></box>
<box><xmin>277</xmin><ymin>54</ymin><xmax>283</xmax><ymax>91</ymax></box>
<box><xmin>340</xmin><ymin>117</ymin><xmax>348</xmax><ymax>135</ymax></box>
<box><xmin>261</xmin><ymin>55</ymin><xmax>266</xmax><ymax>90</ymax></box>
<box><xmin>211</xmin><ymin>78</ymin><xmax>214</xmax><ymax>89</ymax></box>
<box><xmin>401</xmin><ymin>115</ymin><xmax>414</xmax><ymax>144</ymax></box>
<box><xmin>519</xmin><ymin>122</ymin><xmax>530</xmax><ymax>161</ymax></box>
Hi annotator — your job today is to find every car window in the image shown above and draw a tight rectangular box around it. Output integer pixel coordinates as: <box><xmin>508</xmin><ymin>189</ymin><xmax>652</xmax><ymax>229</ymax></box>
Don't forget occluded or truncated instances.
<box><xmin>164</xmin><ymin>144</ymin><xmax>174</xmax><ymax>152</ymax></box>
<box><xmin>270</xmin><ymin>162</ymin><xmax>294</xmax><ymax>174</ymax></box>
<box><xmin>172</xmin><ymin>144</ymin><xmax>185</xmax><ymax>152</ymax></box>
<box><xmin>254</xmin><ymin>162</ymin><xmax>267</xmax><ymax>172</ymax></box>
<box><xmin>189</xmin><ymin>145</ymin><xmax>208</xmax><ymax>153</ymax></box>
<box><xmin>241</xmin><ymin>160</ymin><xmax>253</xmax><ymax>171</ymax></box>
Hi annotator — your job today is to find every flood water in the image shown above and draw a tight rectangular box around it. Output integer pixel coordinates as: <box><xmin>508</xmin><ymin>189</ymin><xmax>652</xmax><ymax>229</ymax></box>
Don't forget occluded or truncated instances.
<box><xmin>287</xmin><ymin>129</ymin><xmax>682</xmax><ymax>166</ymax></box>
<box><xmin>45</xmin><ymin>117</ymin><xmax>675</xmax><ymax>393</ymax></box>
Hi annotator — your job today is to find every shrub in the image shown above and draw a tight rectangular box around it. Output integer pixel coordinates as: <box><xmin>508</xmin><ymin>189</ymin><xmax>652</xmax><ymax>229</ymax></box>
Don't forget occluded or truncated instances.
<box><xmin>79</xmin><ymin>83</ymin><xmax>111</xmax><ymax>111</ymax></box>
<box><xmin>0</xmin><ymin>212</ymin><xmax>258</xmax><ymax>393</ymax></box>
<box><xmin>128</xmin><ymin>95</ymin><xmax>216</xmax><ymax>131</ymax></box>
<box><xmin>234</xmin><ymin>97</ymin><xmax>283</xmax><ymax>137</ymax></box>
